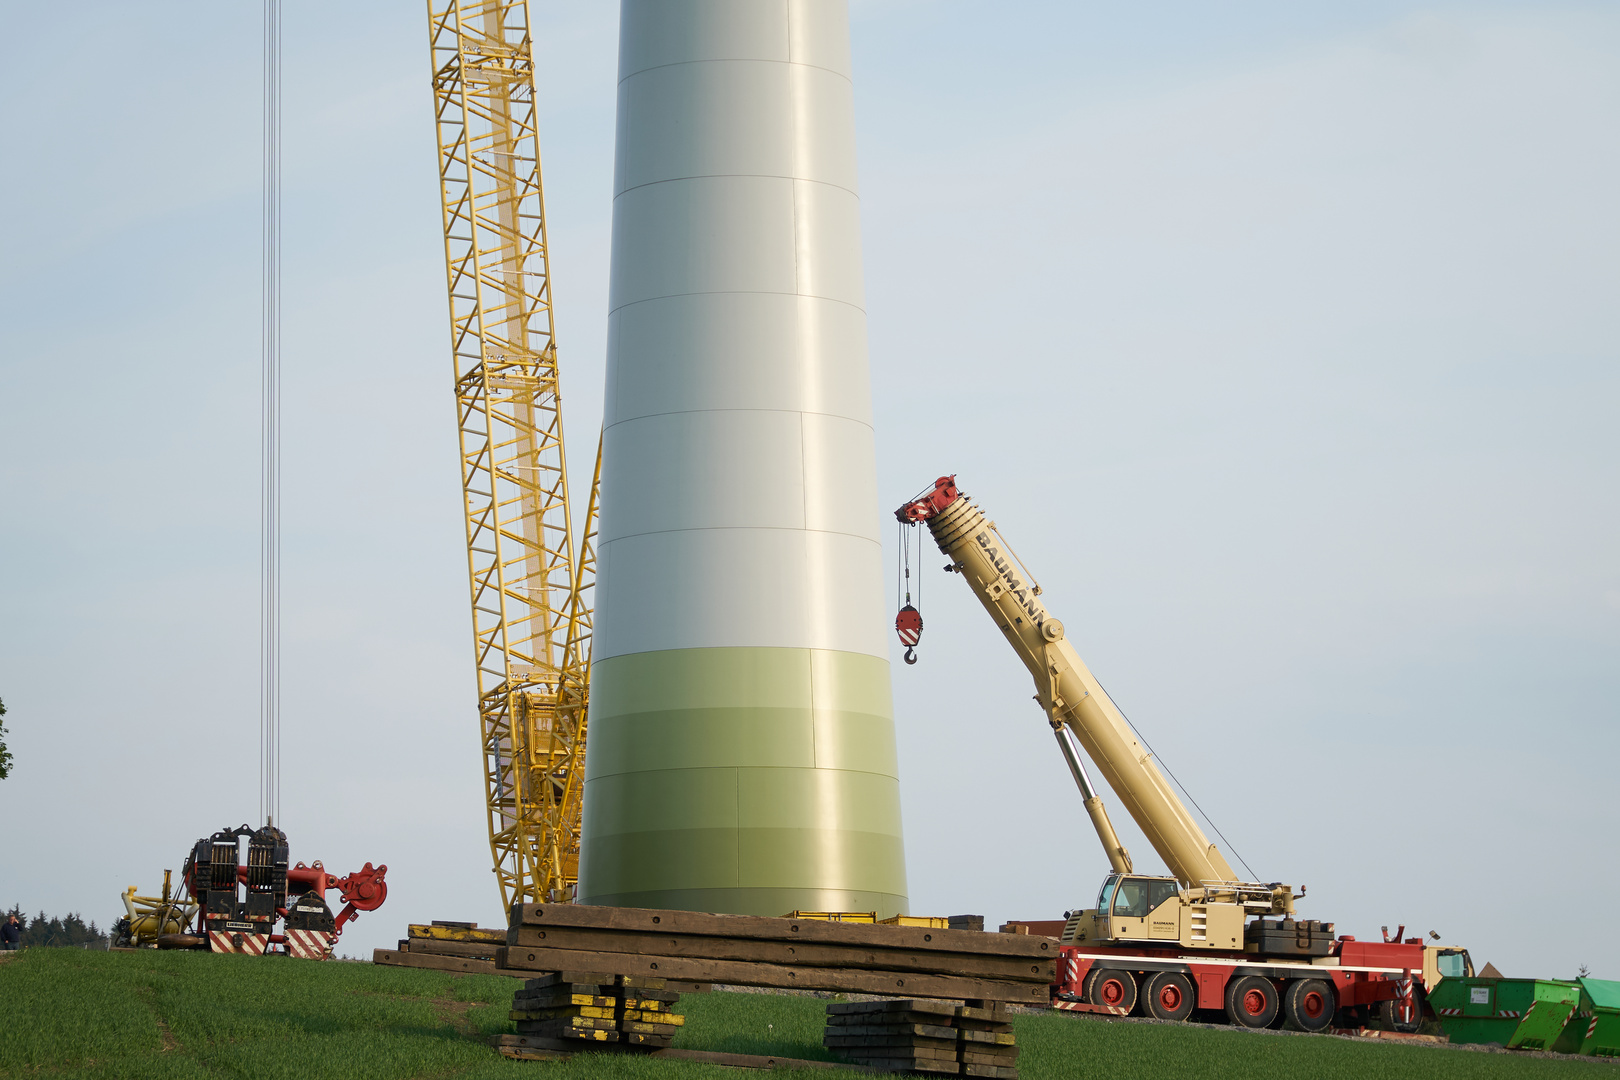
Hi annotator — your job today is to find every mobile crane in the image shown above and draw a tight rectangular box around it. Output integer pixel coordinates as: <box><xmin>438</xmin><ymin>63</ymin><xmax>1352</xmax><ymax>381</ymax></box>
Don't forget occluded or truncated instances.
<box><xmin>896</xmin><ymin>476</ymin><xmax>1471</xmax><ymax>1031</ymax></box>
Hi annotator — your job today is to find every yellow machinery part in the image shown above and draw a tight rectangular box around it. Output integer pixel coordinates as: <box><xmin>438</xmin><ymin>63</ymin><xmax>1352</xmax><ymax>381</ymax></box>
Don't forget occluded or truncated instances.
<box><xmin>881</xmin><ymin>915</ymin><xmax>952</xmax><ymax>928</ymax></box>
<box><xmin>782</xmin><ymin>911</ymin><xmax>879</xmax><ymax>924</ymax></box>
<box><xmin>120</xmin><ymin>871</ymin><xmax>199</xmax><ymax>948</ymax></box>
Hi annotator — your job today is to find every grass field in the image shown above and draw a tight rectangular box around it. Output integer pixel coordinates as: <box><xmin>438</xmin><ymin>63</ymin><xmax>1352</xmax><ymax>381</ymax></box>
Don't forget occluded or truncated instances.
<box><xmin>0</xmin><ymin>948</ymin><xmax>1613</xmax><ymax>1079</ymax></box>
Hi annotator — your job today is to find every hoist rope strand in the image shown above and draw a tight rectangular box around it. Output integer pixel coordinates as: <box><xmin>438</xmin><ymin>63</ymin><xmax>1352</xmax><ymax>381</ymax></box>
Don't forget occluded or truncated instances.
<box><xmin>260</xmin><ymin>0</ymin><xmax>282</xmax><ymax>829</ymax></box>
<box><xmin>1093</xmin><ymin>674</ymin><xmax>1258</xmax><ymax>882</ymax></box>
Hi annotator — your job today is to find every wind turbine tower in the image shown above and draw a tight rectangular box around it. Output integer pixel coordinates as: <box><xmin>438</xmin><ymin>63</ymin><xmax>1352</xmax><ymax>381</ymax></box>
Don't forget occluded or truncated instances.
<box><xmin>580</xmin><ymin>0</ymin><xmax>908</xmax><ymax>917</ymax></box>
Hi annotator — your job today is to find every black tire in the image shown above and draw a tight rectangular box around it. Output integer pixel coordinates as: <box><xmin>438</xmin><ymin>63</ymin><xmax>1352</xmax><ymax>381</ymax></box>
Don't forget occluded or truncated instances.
<box><xmin>1080</xmin><ymin>966</ymin><xmax>1102</xmax><ymax>1004</ymax></box>
<box><xmin>1282</xmin><ymin>979</ymin><xmax>1337</xmax><ymax>1032</ymax></box>
<box><xmin>1087</xmin><ymin>968</ymin><xmax>1139</xmax><ymax>1014</ymax></box>
<box><xmin>1226</xmin><ymin>975</ymin><xmax>1279</xmax><ymax>1028</ymax></box>
<box><xmin>1142</xmin><ymin>972</ymin><xmax>1196</xmax><ymax>1021</ymax></box>
<box><xmin>1378</xmin><ymin>988</ymin><xmax>1424</xmax><ymax>1033</ymax></box>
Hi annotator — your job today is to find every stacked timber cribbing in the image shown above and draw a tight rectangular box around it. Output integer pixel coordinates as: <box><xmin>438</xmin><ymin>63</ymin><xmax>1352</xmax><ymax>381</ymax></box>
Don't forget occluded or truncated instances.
<box><xmin>496</xmin><ymin>903</ymin><xmax>1055</xmax><ymax>1003</ymax></box>
<box><xmin>825</xmin><ymin>1000</ymin><xmax>1018</xmax><ymax>1078</ymax></box>
<box><xmin>955</xmin><ymin>1003</ymin><xmax>1019</xmax><ymax>1078</ymax></box>
<box><xmin>507</xmin><ymin>972</ymin><xmax>687</xmax><ymax>1048</ymax></box>
<box><xmin>373</xmin><ymin>921</ymin><xmax>501</xmax><ymax>973</ymax></box>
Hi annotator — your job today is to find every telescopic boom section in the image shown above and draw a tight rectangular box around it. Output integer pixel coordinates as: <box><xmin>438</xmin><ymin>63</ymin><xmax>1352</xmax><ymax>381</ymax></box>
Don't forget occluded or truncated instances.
<box><xmin>897</xmin><ymin>477</ymin><xmax>1240</xmax><ymax>891</ymax></box>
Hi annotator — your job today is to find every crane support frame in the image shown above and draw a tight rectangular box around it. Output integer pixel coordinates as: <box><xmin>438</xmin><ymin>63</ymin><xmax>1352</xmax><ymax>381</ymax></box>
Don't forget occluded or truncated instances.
<box><xmin>427</xmin><ymin>0</ymin><xmax>592</xmax><ymax>907</ymax></box>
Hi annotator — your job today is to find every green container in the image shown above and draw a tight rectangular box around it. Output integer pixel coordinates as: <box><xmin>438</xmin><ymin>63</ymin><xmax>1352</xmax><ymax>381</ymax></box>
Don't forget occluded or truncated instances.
<box><xmin>1430</xmin><ymin>978</ymin><xmax>1580</xmax><ymax>1050</ymax></box>
<box><xmin>1561</xmin><ymin>978</ymin><xmax>1620</xmax><ymax>1057</ymax></box>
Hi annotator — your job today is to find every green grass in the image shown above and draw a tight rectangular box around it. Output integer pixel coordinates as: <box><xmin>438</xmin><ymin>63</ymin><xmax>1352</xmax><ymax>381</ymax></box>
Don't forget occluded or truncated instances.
<box><xmin>0</xmin><ymin>949</ymin><xmax>1610</xmax><ymax>1079</ymax></box>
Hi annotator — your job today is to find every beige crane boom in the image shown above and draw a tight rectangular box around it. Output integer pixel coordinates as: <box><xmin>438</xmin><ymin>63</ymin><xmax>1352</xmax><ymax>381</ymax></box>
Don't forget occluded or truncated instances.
<box><xmin>897</xmin><ymin>476</ymin><xmax>1294</xmax><ymax>950</ymax></box>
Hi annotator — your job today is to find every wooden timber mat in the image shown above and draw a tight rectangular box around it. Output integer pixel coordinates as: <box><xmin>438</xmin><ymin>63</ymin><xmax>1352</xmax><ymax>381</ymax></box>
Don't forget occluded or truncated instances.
<box><xmin>373</xmin><ymin>920</ymin><xmax>506</xmax><ymax>973</ymax></box>
<box><xmin>507</xmin><ymin>972</ymin><xmax>700</xmax><ymax>1050</ymax></box>
<box><xmin>826</xmin><ymin>999</ymin><xmax>1018</xmax><ymax>1079</ymax></box>
<box><xmin>497</xmin><ymin>903</ymin><xmax>1055</xmax><ymax>1004</ymax></box>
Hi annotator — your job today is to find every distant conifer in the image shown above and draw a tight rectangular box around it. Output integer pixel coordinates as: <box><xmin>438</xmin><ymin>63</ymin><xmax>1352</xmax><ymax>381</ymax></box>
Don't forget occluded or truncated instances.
<box><xmin>4</xmin><ymin>905</ymin><xmax>109</xmax><ymax>949</ymax></box>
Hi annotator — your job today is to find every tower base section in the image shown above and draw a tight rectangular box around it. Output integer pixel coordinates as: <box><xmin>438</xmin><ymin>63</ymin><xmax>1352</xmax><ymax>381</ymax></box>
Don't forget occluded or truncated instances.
<box><xmin>580</xmin><ymin>647</ymin><xmax>908</xmax><ymax>918</ymax></box>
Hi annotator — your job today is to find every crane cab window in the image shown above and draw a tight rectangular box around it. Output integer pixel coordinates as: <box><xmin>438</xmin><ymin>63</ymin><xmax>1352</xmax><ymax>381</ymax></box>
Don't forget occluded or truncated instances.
<box><xmin>1096</xmin><ymin>875</ymin><xmax>1121</xmax><ymax>915</ymax></box>
<box><xmin>1110</xmin><ymin>877</ymin><xmax>1180</xmax><ymax>918</ymax></box>
<box><xmin>1438</xmin><ymin>951</ymin><xmax>1472</xmax><ymax>979</ymax></box>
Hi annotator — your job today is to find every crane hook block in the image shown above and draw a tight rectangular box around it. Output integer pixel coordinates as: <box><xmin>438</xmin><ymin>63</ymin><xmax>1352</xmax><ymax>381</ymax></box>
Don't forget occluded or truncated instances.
<box><xmin>896</xmin><ymin>604</ymin><xmax>923</xmax><ymax>664</ymax></box>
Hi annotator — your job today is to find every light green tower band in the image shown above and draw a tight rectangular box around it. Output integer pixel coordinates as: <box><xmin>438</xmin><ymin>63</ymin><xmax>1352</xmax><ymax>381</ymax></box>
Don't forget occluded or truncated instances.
<box><xmin>580</xmin><ymin>647</ymin><xmax>907</xmax><ymax>916</ymax></box>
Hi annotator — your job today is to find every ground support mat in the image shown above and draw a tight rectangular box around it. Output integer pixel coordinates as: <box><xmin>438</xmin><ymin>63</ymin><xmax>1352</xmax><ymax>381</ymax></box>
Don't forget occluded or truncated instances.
<box><xmin>497</xmin><ymin>902</ymin><xmax>1054</xmax><ymax>1003</ymax></box>
<box><xmin>372</xmin><ymin>920</ymin><xmax>505</xmax><ymax>973</ymax></box>
<box><xmin>825</xmin><ymin>999</ymin><xmax>1019</xmax><ymax>1078</ymax></box>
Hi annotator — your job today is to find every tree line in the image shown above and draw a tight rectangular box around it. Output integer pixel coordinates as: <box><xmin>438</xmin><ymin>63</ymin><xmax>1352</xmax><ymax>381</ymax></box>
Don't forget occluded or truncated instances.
<box><xmin>4</xmin><ymin>905</ymin><xmax>110</xmax><ymax>949</ymax></box>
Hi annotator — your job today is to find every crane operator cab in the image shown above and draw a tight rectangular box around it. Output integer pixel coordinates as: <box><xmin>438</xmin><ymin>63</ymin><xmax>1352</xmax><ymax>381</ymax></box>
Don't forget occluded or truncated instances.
<box><xmin>1062</xmin><ymin>874</ymin><xmax>1247</xmax><ymax>950</ymax></box>
<box><xmin>1425</xmin><ymin>946</ymin><xmax>1475</xmax><ymax>989</ymax></box>
<box><xmin>1102</xmin><ymin>875</ymin><xmax>1180</xmax><ymax>940</ymax></box>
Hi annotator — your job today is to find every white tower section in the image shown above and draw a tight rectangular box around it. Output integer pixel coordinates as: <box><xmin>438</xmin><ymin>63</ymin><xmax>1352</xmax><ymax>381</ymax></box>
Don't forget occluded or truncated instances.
<box><xmin>581</xmin><ymin>0</ymin><xmax>907</xmax><ymax>916</ymax></box>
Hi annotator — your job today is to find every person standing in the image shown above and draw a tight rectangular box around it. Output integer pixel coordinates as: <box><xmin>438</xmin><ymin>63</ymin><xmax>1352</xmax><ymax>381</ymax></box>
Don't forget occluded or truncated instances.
<box><xmin>1</xmin><ymin>913</ymin><xmax>22</xmax><ymax>950</ymax></box>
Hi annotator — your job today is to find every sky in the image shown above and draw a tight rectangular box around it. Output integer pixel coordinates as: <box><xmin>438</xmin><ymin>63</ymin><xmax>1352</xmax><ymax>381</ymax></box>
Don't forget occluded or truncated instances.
<box><xmin>0</xmin><ymin>1</ymin><xmax>1616</xmax><ymax>980</ymax></box>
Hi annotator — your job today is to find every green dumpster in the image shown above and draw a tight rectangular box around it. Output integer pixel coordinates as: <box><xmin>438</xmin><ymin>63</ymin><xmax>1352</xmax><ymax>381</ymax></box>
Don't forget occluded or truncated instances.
<box><xmin>1568</xmin><ymin>978</ymin><xmax>1620</xmax><ymax>1057</ymax></box>
<box><xmin>1430</xmin><ymin>977</ymin><xmax>1581</xmax><ymax>1049</ymax></box>
<box><xmin>1551</xmin><ymin>990</ymin><xmax>1588</xmax><ymax>1055</ymax></box>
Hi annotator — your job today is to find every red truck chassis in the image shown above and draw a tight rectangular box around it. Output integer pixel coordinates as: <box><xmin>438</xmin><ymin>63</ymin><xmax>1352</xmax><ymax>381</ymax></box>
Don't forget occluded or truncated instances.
<box><xmin>1053</xmin><ymin>936</ymin><xmax>1424</xmax><ymax>1031</ymax></box>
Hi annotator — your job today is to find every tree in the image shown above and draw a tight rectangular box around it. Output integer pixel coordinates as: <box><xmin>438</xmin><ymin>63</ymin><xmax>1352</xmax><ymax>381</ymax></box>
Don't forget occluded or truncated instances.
<box><xmin>0</xmin><ymin>696</ymin><xmax>10</xmax><ymax>779</ymax></box>
<box><xmin>4</xmin><ymin>905</ymin><xmax>109</xmax><ymax>949</ymax></box>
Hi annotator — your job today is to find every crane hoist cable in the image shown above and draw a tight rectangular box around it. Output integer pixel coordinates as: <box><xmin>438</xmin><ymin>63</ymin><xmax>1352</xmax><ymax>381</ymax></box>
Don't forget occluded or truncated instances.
<box><xmin>894</xmin><ymin>518</ymin><xmax>923</xmax><ymax>664</ymax></box>
<box><xmin>1089</xmin><ymin>673</ymin><xmax>1259</xmax><ymax>883</ymax></box>
<box><xmin>259</xmin><ymin>0</ymin><xmax>282</xmax><ymax>829</ymax></box>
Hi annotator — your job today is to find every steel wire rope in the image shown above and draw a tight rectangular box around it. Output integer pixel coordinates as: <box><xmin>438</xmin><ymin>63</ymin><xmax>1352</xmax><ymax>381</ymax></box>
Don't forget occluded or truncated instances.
<box><xmin>903</xmin><ymin>524</ymin><xmax>912</xmax><ymax>605</ymax></box>
<box><xmin>1091</xmin><ymin>674</ymin><xmax>1259</xmax><ymax>883</ymax></box>
<box><xmin>260</xmin><ymin>0</ymin><xmax>282</xmax><ymax>829</ymax></box>
<box><xmin>896</xmin><ymin>519</ymin><xmax>903</xmax><ymax>612</ymax></box>
<box><xmin>896</xmin><ymin>518</ymin><xmax>921</xmax><ymax>664</ymax></box>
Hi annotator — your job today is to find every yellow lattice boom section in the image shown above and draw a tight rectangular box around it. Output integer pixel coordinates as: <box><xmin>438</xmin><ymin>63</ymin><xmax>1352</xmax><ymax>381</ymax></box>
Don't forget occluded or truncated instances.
<box><xmin>427</xmin><ymin>0</ymin><xmax>594</xmax><ymax>907</ymax></box>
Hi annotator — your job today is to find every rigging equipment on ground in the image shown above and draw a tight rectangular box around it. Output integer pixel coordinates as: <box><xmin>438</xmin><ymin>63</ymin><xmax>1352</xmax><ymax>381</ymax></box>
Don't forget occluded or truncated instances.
<box><xmin>113</xmin><ymin>825</ymin><xmax>388</xmax><ymax>959</ymax></box>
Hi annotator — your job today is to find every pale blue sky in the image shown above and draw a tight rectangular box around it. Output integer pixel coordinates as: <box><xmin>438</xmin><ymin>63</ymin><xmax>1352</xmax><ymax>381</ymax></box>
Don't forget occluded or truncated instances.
<box><xmin>1</xmin><ymin>1</ymin><xmax>1616</xmax><ymax>979</ymax></box>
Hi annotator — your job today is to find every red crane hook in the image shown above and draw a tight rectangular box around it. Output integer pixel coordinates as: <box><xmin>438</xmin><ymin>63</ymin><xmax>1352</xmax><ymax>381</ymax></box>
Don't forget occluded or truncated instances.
<box><xmin>895</xmin><ymin>604</ymin><xmax>923</xmax><ymax>665</ymax></box>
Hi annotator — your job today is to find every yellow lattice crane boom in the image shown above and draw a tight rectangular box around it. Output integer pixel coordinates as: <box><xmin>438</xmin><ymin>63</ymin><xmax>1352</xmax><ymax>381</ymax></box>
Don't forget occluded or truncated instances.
<box><xmin>426</xmin><ymin>0</ymin><xmax>596</xmax><ymax>907</ymax></box>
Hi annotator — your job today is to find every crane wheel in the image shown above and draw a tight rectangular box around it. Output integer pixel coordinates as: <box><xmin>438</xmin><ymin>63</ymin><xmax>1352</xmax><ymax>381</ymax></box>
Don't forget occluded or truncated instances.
<box><xmin>1086</xmin><ymin>968</ymin><xmax>1138</xmax><ymax>1014</ymax></box>
<box><xmin>1141</xmin><ymin>972</ymin><xmax>1195</xmax><ymax>1021</ymax></box>
<box><xmin>1281</xmin><ymin>978</ymin><xmax>1337</xmax><ymax>1032</ymax></box>
<box><xmin>1378</xmin><ymin>990</ymin><xmax>1424</xmax><ymax>1034</ymax></box>
<box><xmin>1225</xmin><ymin>975</ymin><xmax>1279</xmax><ymax>1028</ymax></box>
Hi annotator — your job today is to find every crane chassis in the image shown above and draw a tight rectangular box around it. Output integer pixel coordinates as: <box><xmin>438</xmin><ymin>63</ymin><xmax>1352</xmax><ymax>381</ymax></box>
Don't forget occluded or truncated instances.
<box><xmin>1051</xmin><ymin>919</ymin><xmax>1469</xmax><ymax>1031</ymax></box>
